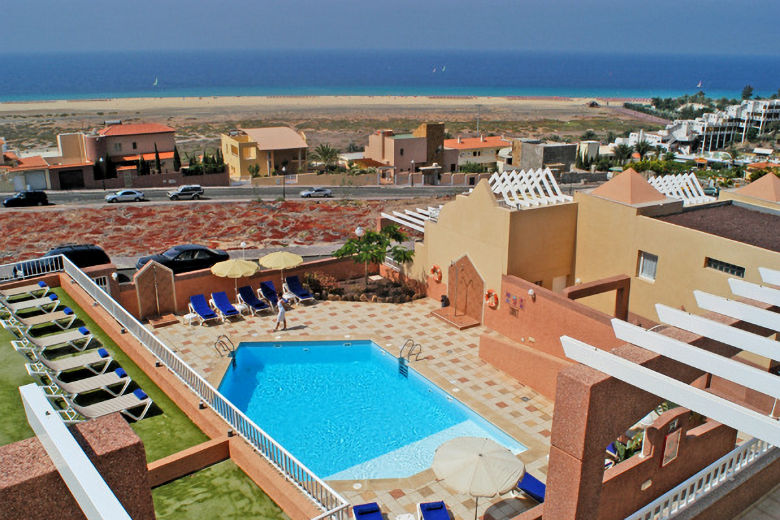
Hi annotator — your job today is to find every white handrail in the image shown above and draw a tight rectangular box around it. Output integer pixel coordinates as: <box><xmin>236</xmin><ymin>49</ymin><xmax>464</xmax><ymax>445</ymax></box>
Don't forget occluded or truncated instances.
<box><xmin>1</xmin><ymin>257</ymin><xmax>349</xmax><ymax>519</ymax></box>
<box><xmin>626</xmin><ymin>438</ymin><xmax>773</xmax><ymax>520</ymax></box>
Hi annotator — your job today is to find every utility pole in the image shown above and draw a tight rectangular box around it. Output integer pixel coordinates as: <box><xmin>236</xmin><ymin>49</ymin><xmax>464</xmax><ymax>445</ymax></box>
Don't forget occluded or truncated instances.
<box><xmin>476</xmin><ymin>104</ymin><xmax>482</xmax><ymax>134</ymax></box>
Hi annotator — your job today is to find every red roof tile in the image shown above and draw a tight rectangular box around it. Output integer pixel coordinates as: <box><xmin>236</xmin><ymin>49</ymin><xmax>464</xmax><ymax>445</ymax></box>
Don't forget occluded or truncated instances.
<box><xmin>98</xmin><ymin>123</ymin><xmax>175</xmax><ymax>137</ymax></box>
<box><xmin>118</xmin><ymin>151</ymin><xmax>175</xmax><ymax>162</ymax></box>
<box><xmin>444</xmin><ymin>136</ymin><xmax>510</xmax><ymax>150</ymax></box>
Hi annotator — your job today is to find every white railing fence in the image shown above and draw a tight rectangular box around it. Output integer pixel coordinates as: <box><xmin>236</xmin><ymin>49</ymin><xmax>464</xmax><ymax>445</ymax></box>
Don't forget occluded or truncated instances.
<box><xmin>5</xmin><ymin>256</ymin><xmax>349</xmax><ymax>519</ymax></box>
<box><xmin>626</xmin><ymin>438</ymin><xmax>773</xmax><ymax>520</ymax></box>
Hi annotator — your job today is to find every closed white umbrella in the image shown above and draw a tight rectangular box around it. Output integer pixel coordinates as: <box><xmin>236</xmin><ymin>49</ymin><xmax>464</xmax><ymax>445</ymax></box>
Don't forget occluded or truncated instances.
<box><xmin>432</xmin><ymin>437</ymin><xmax>525</xmax><ymax>520</ymax></box>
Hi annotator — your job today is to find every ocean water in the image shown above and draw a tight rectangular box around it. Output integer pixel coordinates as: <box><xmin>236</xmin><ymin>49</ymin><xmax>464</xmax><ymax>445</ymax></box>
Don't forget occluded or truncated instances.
<box><xmin>218</xmin><ymin>340</ymin><xmax>525</xmax><ymax>479</ymax></box>
<box><xmin>0</xmin><ymin>49</ymin><xmax>777</xmax><ymax>102</ymax></box>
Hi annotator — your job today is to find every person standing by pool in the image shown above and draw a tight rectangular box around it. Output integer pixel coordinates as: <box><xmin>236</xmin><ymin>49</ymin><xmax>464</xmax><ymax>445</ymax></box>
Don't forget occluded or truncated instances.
<box><xmin>273</xmin><ymin>297</ymin><xmax>287</xmax><ymax>331</ymax></box>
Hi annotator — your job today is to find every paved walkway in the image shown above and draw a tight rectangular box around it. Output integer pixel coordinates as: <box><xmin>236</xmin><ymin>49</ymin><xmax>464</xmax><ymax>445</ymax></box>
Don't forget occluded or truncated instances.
<box><xmin>152</xmin><ymin>298</ymin><xmax>553</xmax><ymax>520</ymax></box>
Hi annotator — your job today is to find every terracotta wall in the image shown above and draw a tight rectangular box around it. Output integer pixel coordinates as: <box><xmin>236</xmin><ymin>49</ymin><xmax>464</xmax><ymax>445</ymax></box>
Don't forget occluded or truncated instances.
<box><xmin>0</xmin><ymin>414</ymin><xmax>155</xmax><ymax>520</ymax></box>
<box><xmin>447</xmin><ymin>255</ymin><xmax>485</xmax><ymax>323</ymax></box>
<box><xmin>161</xmin><ymin>256</ymin><xmax>374</xmax><ymax>315</ymax></box>
<box><xmin>250</xmin><ymin>171</ymin><xmax>379</xmax><ymax>186</ymax></box>
<box><xmin>598</xmin><ymin>408</ymin><xmax>736</xmax><ymax>520</ymax></box>
<box><xmin>147</xmin><ymin>438</ymin><xmax>229</xmax><ymax>487</ymax></box>
<box><xmin>480</xmin><ymin>275</ymin><xmax>622</xmax><ymax>398</ymax></box>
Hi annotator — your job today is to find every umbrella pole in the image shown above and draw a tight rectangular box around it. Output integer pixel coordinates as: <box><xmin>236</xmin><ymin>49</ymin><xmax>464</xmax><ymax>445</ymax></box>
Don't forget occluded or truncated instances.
<box><xmin>474</xmin><ymin>496</ymin><xmax>479</xmax><ymax>520</ymax></box>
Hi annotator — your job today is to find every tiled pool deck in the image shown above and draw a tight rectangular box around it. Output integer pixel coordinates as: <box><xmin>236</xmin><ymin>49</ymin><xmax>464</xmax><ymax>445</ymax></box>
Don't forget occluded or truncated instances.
<box><xmin>152</xmin><ymin>298</ymin><xmax>553</xmax><ymax>520</ymax></box>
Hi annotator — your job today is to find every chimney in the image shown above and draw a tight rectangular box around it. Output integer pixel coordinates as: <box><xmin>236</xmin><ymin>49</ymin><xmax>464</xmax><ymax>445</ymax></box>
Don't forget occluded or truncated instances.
<box><xmin>457</xmin><ymin>135</ymin><xmax>462</xmax><ymax>144</ymax></box>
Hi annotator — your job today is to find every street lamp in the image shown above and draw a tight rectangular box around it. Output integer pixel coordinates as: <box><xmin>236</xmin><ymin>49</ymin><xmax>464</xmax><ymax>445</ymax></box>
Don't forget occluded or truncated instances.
<box><xmin>282</xmin><ymin>166</ymin><xmax>287</xmax><ymax>201</ymax></box>
<box><xmin>240</xmin><ymin>241</ymin><xmax>247</xmax><ymax>260</ymax></box>
<box><xmin>98</xmin><ymin>157</ymin><xmax>106</xmax><ymax>191</ymax></box>
<box><xmin>355</xmin><ymin>226</ymin><xmax>365</xmax><ymax>238</ymax></box>
<box><xmin>410</xmin><ymin>160</ymin><xmax>415</xmax><ymax>187</ymax></box>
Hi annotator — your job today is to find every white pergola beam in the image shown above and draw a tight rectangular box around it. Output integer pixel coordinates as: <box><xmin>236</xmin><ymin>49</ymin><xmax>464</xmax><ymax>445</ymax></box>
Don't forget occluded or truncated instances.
<box><xmin>694</xmin><ymin>291</ymin><xmax>779</xmax><ymax>331</ymax></box>
<box><xmin>20</xmin><ymin>384</ymin><xmax>131</xmax><ymax>520</ymax></box>
<box><xmin>759</xmin><ymin>267</ymin><xmax>780</xmax><ymax>287</ymax></box>
<box><xmin>655</xmin><ymin>304</ymin><xmax>780</xmax><ymax>362</ymax></box>
<box><xmin>380</xmin><ymin>212</ymin><xmax>425</xmax><ymax>233</ymax></box>
<box><xmin>560</xmin><ymin>337</ymin><xmax>780</xmax><ymax>446</ymax></box>
<box><xmin>612</xmin><ymin>319</ymin><xmax>780</xmax><ymax>400</ymax></box>
<box><xmin>728</xmin><ymin>278</ymin><xmax>780</xmax><ymax>307</ymax></box>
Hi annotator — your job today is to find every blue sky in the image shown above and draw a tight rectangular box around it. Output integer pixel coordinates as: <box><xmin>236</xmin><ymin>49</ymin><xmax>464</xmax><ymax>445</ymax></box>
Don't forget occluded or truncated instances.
<box><xmin>3</xmin><ymin>0</ymin><xmax>778</xmax><ymax>55</ymax></box>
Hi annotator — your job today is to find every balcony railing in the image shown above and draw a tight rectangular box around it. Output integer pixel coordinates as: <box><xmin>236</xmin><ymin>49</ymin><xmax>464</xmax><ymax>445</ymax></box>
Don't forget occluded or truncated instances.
<box><xmin>626</xmin><ymin>438</ymin><xmax>773</xmax><ymax>520</ymax></box>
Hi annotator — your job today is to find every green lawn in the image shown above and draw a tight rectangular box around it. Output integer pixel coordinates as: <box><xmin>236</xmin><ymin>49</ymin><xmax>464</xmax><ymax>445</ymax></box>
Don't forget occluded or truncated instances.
<box><xmin>0</xmin><ymin>326</ymin><xmax>36</xmax><ymax>445</ymax></box>
<box><xmin>152</xmin><ymin>460</ymin><xmax>289</xmax><ymax>520</ymax></box>
<box><xmin>48</xmin><ymin>289</ymin><xmax>209</xmax><ymax>461</ymax></box>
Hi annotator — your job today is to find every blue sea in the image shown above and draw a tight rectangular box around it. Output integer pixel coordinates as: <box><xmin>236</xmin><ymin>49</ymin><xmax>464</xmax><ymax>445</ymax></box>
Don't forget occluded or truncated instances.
<box><xmin>0</xmin><ymin>50</ymin><xmax>777</xmax><ymax>102</ymax></box>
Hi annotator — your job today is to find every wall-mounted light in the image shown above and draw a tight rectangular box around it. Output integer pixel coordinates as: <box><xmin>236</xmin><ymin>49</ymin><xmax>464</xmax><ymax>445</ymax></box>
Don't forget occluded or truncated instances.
<box><xmin>528</xmin><ymin>288</ymin><xmax>536</xmax><ymax>302</ymax></box>
<box><xmin>111</xmin><ymin>272</ymin><xmax>118</xmax><ymax>281</ymax></box>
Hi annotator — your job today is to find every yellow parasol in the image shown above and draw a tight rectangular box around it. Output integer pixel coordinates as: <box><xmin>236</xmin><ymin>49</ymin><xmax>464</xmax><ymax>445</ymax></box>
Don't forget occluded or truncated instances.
<box><xmin>210</xmin><ymin>259</ymin><xmax>259</xmax><ymax>291</ymax></box>
<box><xmin>258</xmin><ymin>251</ymin><xmax>304</xmax><ymax>287</ymax></box>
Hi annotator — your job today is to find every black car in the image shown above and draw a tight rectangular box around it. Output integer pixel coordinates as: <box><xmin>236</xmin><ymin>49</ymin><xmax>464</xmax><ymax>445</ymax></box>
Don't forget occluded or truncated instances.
<box><xmin>14</xmin><ymin>244</ymin><xmax>111</xmax><ymax>277</ymax></box>
<box><xmin>3</xmin><ymin>190</ymin><xmax>48</xmax><ymax>207</ymax></box>
<box><xmin>136</xmin><ymin>244</ymin><xmax>229</xmax><ymax>274</ymax></box>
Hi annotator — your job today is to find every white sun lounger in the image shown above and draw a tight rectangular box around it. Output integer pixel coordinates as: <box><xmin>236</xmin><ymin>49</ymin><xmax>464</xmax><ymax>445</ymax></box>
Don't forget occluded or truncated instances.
<box><xmin>5</xmin><ymin>293</ymin><xmax>60</xmax><ymax>314</ymax></box>
<box><xmin>2</xmin><ymin>307</ymin><xmax>77</xmax><ymax>334</ymax></box>
<box><xmin>69</xmin><ymin>389</ymin><xmax>153</xmax><ymax>421</ymax></box>
<box><xmin>51</xmin><ymin>368</ymin><xmax>131</xmax><ymax>397</ymax></box>
<box><xmin>20</xmin><ymin>326</ymin><xmax>94</xmax><ymax>352</ymax></box>
<box><xmin>0</xmin><ymin>281</ymin><xmax>50</xmax><ymax>300</ymax></box>
<box><xmin>27</xmin><ymin>347</ymin><xmax>113</xmax><ymax>377</ymax></box>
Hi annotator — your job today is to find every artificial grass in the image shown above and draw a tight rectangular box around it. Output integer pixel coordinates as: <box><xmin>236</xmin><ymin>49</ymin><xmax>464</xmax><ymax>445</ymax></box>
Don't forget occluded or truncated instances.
<box><xmin>50</xmin><ymin>288</ymin><xmax>209</xmax><ymax>461</ymax></box>
<box><xmin>0</xmin><ymin>326</ymin><xmax>36</xmax><ymax>445</ymax></box>
<box><xmin>152</xmin><ymin>460</ymin><xmax>289</xmax><ymax>520</ymax></box>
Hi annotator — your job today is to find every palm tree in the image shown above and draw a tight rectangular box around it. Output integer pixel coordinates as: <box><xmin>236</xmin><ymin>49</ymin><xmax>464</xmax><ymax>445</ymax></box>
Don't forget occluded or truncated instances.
<box><xmin>310</xmin><ymin>144</ymin><xmax>340</xmax><ymax>171</ymax></box>
<box><xmin>614</xmin><ymin>144</ymin><xmax>632</xmax><ymax>165</ymax></box>
<box><xmin>634</xmin><ymin>141</ymin><xmax>653</xmax><ymax>160</ymax></box>
<box><xmin>334</xmin><ymin>225</ymin><xmax>414</xmax><ymax>286</ymax></box>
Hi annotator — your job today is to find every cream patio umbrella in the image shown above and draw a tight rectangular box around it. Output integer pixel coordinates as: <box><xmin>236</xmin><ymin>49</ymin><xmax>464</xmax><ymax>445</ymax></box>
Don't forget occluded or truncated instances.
<box><xmin>432</xmin><ymin>437</ymin><xmax>525</xmax><ymax>520</ymax></box>
<box><xmin>258</xmin><ymin>251</ymin><xmax>304</xmax><ymax>288</ymax></box>
<box><xmin>210</xmin><ymin>259</ymin><xmax>259</xmax><ymax>292</ymax></box>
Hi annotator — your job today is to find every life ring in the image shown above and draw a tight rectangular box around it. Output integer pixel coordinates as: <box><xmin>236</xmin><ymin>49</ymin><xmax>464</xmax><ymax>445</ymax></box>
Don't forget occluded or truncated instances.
<box><xmin>430</xmin><ymin>265</ymin><xmax>442</xmax><ymax>283</ymax></box>
<box><xmin>485</xmin><ymin>289</ymin><xmax>499</xmax><ymax>309</ymax></box>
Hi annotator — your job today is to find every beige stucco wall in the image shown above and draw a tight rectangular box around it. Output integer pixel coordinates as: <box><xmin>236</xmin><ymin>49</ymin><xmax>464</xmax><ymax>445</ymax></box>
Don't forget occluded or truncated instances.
<box><xmin>718</xmin><ymin>189</ymin><xmax>778</xmax><ymax>211</ymax></box>
<box><xmin>411</xmin><ymin>181</ymin><xmax>511</xmax><ymax>291</ymax></box>
<box><xmin>105</xmin><ymin>133</ymin><xmax>175</xmax><ymax>157</ymax></box>
<box><xmin>392</xmin><ymin>137</ymin><xmax>427</xmax><ymax>173</ymax></box>
<box><xmin>573</xmin><ymin>191</ymin><xmax>779</xmax><ymax>320</ymax></box>
<box><xmin>410</xmin><ymin>180</ymin><xmax>579</xmax><ymax>294</ymax></box>
<box><xmin>506</xmin><ymin>202</ymin><xmax>578</xmax><ymax>289</ymax></box>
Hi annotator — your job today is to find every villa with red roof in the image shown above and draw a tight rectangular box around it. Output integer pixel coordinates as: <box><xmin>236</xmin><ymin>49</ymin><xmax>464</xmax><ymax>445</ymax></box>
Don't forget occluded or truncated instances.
<box><xmin>443</xmin><ymin>135</ymin><xmax>511</xmax><ymax>171</ymax></box>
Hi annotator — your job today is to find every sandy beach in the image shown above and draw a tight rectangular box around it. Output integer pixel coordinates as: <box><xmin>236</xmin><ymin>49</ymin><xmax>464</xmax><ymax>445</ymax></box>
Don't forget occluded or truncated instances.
<box><xmin>0</xmin><ymin>94</ymin><xmax>662</xmax><ymax>154</ymax></box>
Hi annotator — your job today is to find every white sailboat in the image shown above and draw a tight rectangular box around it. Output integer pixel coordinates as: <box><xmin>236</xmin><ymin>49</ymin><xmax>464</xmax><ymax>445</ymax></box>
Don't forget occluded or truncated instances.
<box><xmin>696</xmin><ymin>80</ymin><xmax>702</xmax><ymax>88</ymax></box>
<box><xmin>441</xmin><ymin>65</ymin><xmax>446</xmax><ymax>72</ymax></box>
<box><xmin>153</xmin><ymin>76</ymin><xmax>159</xmax><ymax>87</ymax></box>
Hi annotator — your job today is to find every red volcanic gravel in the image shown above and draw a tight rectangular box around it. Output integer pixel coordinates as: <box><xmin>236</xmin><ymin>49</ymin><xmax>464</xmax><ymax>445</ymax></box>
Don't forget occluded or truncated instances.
<box><xmin>0</xmin><ymin>200</ymin><xmax>422</xmax><ymax>262</ymax></box>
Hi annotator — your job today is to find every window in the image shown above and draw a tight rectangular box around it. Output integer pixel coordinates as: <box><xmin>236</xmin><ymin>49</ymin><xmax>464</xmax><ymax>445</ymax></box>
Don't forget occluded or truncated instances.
<box><xmin>132</xmin><ymin>142</ymin><xmax>137</xmax><ymax>150</ymax></box>
<box><xmin>399</xmin><ymin>148</ymin><xmax>404</xmax><ymax>156</ymax></box>
<box><xmin>113</xmin><ymin>143</ymin><xmax>122</xmax><ymax>152</ymax></box>
<box><xmin>705</xmin><ymin>257</ymin><xmax>745</xmax><ymax>278</ymax></box>
<box><xmin>638</xmin><ymin>251</ymin><xmax>658</xmax><ymax>281</ymax></box>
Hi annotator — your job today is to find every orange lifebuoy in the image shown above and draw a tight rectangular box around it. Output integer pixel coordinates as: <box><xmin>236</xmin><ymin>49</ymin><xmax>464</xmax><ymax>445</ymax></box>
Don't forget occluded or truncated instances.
<box><xmin>430</xmin><ymin>265</ymin><xmax>442</xmax><ymax>283</ymax></box>
<box><xmin>485</xmin><ymin>289</ymin><xmax>498</xmax><ymax>309</ymax></box>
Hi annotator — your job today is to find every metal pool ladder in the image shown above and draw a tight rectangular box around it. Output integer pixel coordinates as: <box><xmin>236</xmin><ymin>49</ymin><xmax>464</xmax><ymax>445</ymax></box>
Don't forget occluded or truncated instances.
<box><xmin>399</xmin><ymin>338</ymin><xmax>423</xmax><ymax>361</ymax></box>
<box><xmin>214</xmin><ymin>335</ymin><xmax>236</xmax><ymax>358</ymax></box>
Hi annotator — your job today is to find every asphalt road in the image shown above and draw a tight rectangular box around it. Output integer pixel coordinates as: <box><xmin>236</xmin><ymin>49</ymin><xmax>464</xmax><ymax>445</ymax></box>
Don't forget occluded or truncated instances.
<box><xmin>2</xmin><ymin>182</ymin><xmax>597</xmax><ymax>206</ymax></box>
<box><xmin>31</xmin><ymin>185</ymin><xmax>471</xmax><ymax>206</ymax></box>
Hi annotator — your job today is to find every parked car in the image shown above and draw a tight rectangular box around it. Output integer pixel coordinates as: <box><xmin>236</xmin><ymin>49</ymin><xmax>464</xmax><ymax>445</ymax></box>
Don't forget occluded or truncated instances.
<box><xmin>105</xmin><ymin>189</ymin><xmax>145</xmax><ymax>203</ymax></box>
<box><xmin>703</xmin><ymin>186</ymin><xmax>719</xmax><ymax>197</ymax></box>
<box><xmin>299</xmin><ymin>187</ymin><xmax>333</xmax><ymax>198</ymax></box>
<box><xmin>14</xmin><ymin>243</ymin><xmax>111</xmax><ymax>277</ymax></box>
<box><xmin>3</xmin><ymin>190</ymin><xmax>48</xmax><ymax>207</ymax></box>
<box><xmin>136</xmin><ymin>244</ymin><xmax>229</xmax><ymax>274</ymax></box>
<box><xmin>167</xmin><ymin>185</ymin><xmax>204</xmax><ymax>200</ymax></box>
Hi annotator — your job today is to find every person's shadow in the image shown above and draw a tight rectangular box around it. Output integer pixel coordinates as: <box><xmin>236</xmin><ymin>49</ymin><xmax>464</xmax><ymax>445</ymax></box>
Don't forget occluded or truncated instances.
<box><xmin>283</xmin><ymin>325</ymin><xmax>307</xmax><ymax>331</ymax></box>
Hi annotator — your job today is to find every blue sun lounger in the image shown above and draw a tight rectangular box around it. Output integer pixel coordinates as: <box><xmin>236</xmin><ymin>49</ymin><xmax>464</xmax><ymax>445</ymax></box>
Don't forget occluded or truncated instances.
<box><xmin>417</xmin><ymin>501</ymin><xmax>449</xmax><ymax>520</ymax></box>
<box><xmin>210</xmin><ymin>291</ymin><xmax>241</xmax><ymax>321</ymax></box>
<box><xmin>352</xmin><ymin>502</ymin><xmax>383</xmax><ymax>520</ymax></box>
<box><xmin>259</xmin><ymin>281</ymin><xmax>280</xmax><ymax>309</ymax></box>
<box><xmin>284</xmin><ymin>275</ymin><xmax>315</xmax><ymax>303</ymax></box>
<box><xmin>188</xmin><ymin>294</ymin><xmax>220</xmax><ymax>325</ymax></box>
<box><xmin>515</xmin><ymin>472</ymin><xmax>546</xmax><ymax>503</ymax></box>
<box><xmin>237</xmin><ymin>286</ymin><xmax>270</xmax><ymax>315</ymax></box>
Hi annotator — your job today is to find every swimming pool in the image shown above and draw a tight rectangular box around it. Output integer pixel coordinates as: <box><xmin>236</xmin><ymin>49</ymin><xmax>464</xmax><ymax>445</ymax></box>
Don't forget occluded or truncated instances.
<box><xmin>218</xmin><ymin>340</ymin><xmax>526</xmax><ymax>479</ymax></box>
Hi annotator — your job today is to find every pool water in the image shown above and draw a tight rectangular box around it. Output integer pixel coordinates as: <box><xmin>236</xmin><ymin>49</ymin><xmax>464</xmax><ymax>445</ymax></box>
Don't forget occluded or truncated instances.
<box><xmin>218</xmin><ymin>340</ymin><xmax>526</xmax><ymax>479</ymax></box>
